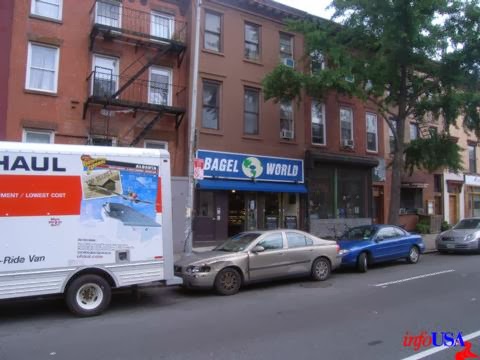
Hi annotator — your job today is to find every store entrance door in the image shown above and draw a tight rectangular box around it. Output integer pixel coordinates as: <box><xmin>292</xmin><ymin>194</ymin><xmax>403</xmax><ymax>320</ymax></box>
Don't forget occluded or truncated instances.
<box><xmin>372</xmin><ymin>186</ymin><xmax>384</xmax><ymax>224</ymax></box>
<box><xmin>449</xmin><ymin>194</ymin><xmax>458</xmax><ymax>225</ymax></box>
<box><xmin>194</xmin><ymin>191</ymin><xmax>228</xmax><ymax>243</ymax></box>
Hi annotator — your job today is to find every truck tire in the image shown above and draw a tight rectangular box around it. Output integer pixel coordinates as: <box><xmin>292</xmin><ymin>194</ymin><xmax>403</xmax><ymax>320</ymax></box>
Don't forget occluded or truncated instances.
<box><xmin>65</xmin><ymin>274</ymin><xmax>111</xmax><ymax>317</ymax></box>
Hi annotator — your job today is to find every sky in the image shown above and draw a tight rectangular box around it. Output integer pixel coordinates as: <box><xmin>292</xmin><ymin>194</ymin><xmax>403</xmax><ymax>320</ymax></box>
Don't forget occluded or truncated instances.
<box><xmin>275</xmin><ymin>0</ymin><xmax>335</xmax><ymax>20</ymax></box>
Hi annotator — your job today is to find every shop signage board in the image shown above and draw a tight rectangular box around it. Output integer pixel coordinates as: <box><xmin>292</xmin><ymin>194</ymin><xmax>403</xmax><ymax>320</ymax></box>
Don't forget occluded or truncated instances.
<box><xmin>465</xmin><ymin>175</ymin><xmax>480</xmax><ymax>187</ymax></box>
<box><xmin>196</xmin><ymin>150</ymin><xmax>304</xmax><ymax>183</ymax></box>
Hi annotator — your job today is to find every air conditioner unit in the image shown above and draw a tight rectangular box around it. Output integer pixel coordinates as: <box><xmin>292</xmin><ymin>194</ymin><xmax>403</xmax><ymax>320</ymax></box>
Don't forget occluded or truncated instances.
<box><xmin>282</xmin><ymin>58</ymin><xmax>295</xmax><ymax>68</ymax></box>
<box><xmin>342</xmin><ymin>139</ymin><xmax>354</xmax><ymax>148</ymax></box>
<box><xmin>280</xmin><ymin>129</ymin><xmax>294</xmax><ymax>139</ymax></box>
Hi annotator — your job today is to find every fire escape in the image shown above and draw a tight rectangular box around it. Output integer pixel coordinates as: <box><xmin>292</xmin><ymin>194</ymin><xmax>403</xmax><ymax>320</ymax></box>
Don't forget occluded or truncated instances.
<box><xmin>83</xmin><ymin>0</ymin><xmax>188</xmax><ymax>146</ymax></box>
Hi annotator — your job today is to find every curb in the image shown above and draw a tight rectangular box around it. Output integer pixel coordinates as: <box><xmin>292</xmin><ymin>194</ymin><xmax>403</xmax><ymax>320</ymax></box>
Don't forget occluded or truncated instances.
<box><xmin>423</xmin><ymin>249</ymin><xmax>438</xmax><ymax>254</ymax></box>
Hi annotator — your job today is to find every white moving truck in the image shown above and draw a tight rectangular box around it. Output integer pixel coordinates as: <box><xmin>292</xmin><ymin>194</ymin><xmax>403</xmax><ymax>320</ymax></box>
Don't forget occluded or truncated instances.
<box><xmin>0</xmin><ymin>141</ymin><xmax>180</xmax><ymax>316</ymax></box>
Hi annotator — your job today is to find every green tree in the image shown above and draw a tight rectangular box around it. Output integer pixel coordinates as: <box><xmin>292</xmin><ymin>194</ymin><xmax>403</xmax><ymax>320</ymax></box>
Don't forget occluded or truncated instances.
<box><xmin>263</xmin><ymin>0</ymin><xmax>479</xmax><ymax>224</ymax></box>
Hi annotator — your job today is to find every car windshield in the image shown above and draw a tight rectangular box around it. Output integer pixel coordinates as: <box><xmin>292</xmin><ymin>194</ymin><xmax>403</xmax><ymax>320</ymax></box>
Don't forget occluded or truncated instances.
<box><xmin>342</xmin><ymin>226</ymin><xmax>376</xmax><ymax>240</ymax></box>
<box><xmin>453</xmin><ymin>219</ymin><xmax>480</xmax><ymax>230</ymax></box>
<box><xmin>214</xmin><ymin>232</ymin><xmax>262</xmax><ymax>252</ymax></box>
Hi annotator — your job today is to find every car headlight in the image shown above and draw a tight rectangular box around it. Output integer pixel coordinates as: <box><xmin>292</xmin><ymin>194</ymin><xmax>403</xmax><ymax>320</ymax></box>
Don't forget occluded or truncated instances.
<box><xmin>186</xmin><ymin>265</ymin><xmax>211</xmax><ymax>274</ymax></box>
<box><xmin>338</xmin><ymin>249</ymin><xmax>350</xmax><ymax>256</ymax></box>
<box><xmin>465</xmin><ymin>234</ymin><xmax>476</xmax><ymax>241</ymax></box>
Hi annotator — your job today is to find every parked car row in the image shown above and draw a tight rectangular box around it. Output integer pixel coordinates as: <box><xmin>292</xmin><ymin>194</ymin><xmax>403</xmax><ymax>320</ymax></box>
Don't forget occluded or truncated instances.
<box><xmin>174</xmin><ymin>224</ymin><xmax>426</xmax><ymax>295</ymax></box>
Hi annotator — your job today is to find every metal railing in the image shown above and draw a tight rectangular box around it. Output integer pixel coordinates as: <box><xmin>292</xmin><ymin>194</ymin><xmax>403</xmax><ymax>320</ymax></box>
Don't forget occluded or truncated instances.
<box><xmin>87</xmin><ymin>69</ymin><xmax>186</xmax><ymax>112</ymax></box>
<box><xmin>90</xmin><ymin>0</ymin><xmax>187</xmax><ymax>45</ymax></box>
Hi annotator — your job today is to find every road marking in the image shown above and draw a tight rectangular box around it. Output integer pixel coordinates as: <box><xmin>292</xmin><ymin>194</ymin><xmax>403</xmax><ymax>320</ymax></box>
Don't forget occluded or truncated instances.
<box><xmin>374</xmin><ymin>269</ymin><xmax>455</xmax><ymax>287</ymax></box>
<box><xmin>400</xmin><ymin>329</ymin><xmax>480</xmax><ymax>360</ymax></box>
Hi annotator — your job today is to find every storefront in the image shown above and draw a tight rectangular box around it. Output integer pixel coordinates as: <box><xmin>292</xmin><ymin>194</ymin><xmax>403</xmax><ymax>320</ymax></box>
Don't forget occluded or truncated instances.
<box><xmin>464</xmin><ymin>174</ymin><xmax>480</xmax><ymax>218</ymax></box>
<box><xmin>305</xmin><ymin>151</ymin><xmax>378</xmax><ymax>238</ymax></box>
<box><xmin>193</xmin><ymin>150</ymin><xmax>307</xmax><ymax>244</ymax></box>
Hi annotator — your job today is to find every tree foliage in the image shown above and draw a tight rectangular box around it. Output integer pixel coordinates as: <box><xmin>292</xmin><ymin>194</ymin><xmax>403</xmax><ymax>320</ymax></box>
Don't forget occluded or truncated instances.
<box><xmin>262</xmin><ymin>0</ymin><xmax>480</xmax><ymax>223</ymax></box>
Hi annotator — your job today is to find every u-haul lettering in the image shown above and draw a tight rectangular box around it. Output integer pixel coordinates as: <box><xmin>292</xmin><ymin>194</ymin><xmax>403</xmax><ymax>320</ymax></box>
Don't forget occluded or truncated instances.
<box><xmin>0</xmin><ymin>156</ymin><xmax>66</xmax><ymax>172</ymax></box>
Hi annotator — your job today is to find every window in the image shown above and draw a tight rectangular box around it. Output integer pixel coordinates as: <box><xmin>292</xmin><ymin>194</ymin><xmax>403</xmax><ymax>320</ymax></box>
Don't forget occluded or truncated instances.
<box><xmin>151</xmin><ymin>11</ymin><xmax>174</xmax><ymax>40</ymax></box>
<box><xmin>280</xmin><ymin>100</ymin><xmax>294</xmax><ymax>138</ymax></box>
<box><xmin>311</xmin><ymin>101</ymin><xmax>326</xmax><ymax>145</ymax></box>
<box><xmin>26</xmin><ymin>43</ymin><xmax>59</xmax><ymax>93</ymax></box>
<box><xmin>202</xmin><ymin>80</ymin><xmax>220</xmax><ymax>129</ymax></box>
<box><xmin>144</xmin><ymin>140</ymin><xmax>168</xmax><ymax>150</ymax></box>
<box><xmin>279</xmin><ymin>33</ymin><xmax>293</xmax><ymax>63</ymax></box>
<box><xmin>92</xmin><ymin>54</ymin><xmax>119</xmax><ymax>97</ymax></box>
<box><xmin>429</xmin><ymin>126</ymin><xmax>438</xmax><ymax>137</ymax></box>
<box><xmin>244</xmin><ymin>88</ymin><xmax>259</xmax><ymax>135</ymax></box>
<box><xmin>410</xmin><ymin>123</ymin><xmax>419</xmax><ymax>140</ymax></box>
<box><xmin>244</xmin><ymin>23</ymin><xmax>260</xmax><ymax>61</ymax></box>
<box><xmin>204</xmin><ymin>11</ymin><xmax>222</xmax><ymax>52</ymax></box>
<box><xmin>376</xmin><ymin>227</ymin><xmax>398</xmax><ymax>240</ymax></box>
<box><xmin>286</xmin><ymin>232</ymin><xmax>308</xmax><ymax>248</ymax></box>
<box><xmin>31</xmin><ymin>0</ymin><xmax>62</xmax><ymax>20</ymax></box>
<box><xmin>22</xmin><ymin>129</ymin><xmax>54</xmax><ymax>143</ymax></box>
<box><xmin>258</xmin><ymin>233</ymin><xmax>283</xmax><ymax>251</ymax></box>
<box><xmin>311</xmin><ymin>50</ymin><xmax>325</xmax><ymax>73</ymax></box>
<box><xmin>469</xmin><ymin>144</ymin><xmax>477</xmax><ymax>173</ymax></box>
<box><xmin>340</xmin><ymin>107</ymin><xmax>353</xmax><ymax>144</ymax></box>
<box><xmin>366</xmin><ymin>113</ymin><xmax>378</xmax><ymax>152</ymax></box>
<box><xmin>434</xmin><ymin>174</ymin><xmax>442</xmax><ymax>193</ymax></box>
<box><xmin>400</xmin><ymin>188</ymin><xmax>423</xmax><ymax>213</ymax></box>
<box><xmin>95</xmin><ymin>0</ymin><xmax>121</xmax><ymax>28</ymax></box>
<box><xmin>148</xmin><ymin>67</ymin><xmax>172</xmax><ymax>106</ymax></box>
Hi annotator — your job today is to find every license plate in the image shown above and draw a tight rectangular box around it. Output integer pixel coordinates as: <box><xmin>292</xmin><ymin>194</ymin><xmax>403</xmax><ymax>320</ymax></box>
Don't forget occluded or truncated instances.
<box><xmin>446</xmin><ymin>244</ymin><xmax>455</xmax><ymax>249</ymax></box>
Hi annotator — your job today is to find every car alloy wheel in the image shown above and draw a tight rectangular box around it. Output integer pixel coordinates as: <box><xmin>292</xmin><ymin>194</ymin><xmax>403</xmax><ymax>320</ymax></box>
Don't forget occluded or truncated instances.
<box><xmin>214</xmin><ymin>268</ymin><xmax>241</xmax><ymax>296</ymax></box>
<box><xmin>408</xmin><ymin>246</ymin><xmax>419</xmax><ymax>264</ymax></box>
<box><xmin>311</xmin><ymin>257</ymin><xmax>331</xmax><ymax>281</ymax></box>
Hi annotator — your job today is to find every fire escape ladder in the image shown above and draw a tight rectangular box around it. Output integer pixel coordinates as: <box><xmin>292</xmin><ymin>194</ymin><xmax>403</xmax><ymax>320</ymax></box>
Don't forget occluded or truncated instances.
<box><xmin>130</xmin><ymin>112</ymin><xmax>164</xmax><ymax>146</ymax></box>
<box><xmin>110</xmin><ymin>46</ymin><xmax>171</xmax><ymax>100</ymax></box>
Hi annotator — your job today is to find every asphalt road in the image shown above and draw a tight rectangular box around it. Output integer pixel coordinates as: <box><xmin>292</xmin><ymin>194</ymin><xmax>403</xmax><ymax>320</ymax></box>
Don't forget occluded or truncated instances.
<box><xmin>1</xmin><ymin>253</ymin><xmax>479</xmax><ymax>360</ymax></box>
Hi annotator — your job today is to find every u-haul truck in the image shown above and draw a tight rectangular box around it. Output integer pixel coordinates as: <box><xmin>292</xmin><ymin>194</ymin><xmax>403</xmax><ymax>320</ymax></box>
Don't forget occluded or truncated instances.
<box><xmin>0</xmin><ymin>141</ymin><xmax>180</xmax><ymax>316</ymax></box>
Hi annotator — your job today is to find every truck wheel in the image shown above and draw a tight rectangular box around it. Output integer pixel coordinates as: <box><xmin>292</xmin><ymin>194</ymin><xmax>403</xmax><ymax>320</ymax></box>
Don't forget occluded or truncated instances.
<box><xmin>65</xmin><ymin>274</ymin><xmax>111</xmax><ymax>317</ymax></box>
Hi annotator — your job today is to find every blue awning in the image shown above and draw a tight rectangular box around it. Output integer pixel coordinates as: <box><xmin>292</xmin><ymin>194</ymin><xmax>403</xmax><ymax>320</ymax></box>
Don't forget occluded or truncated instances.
<box><xmin>197</xmin><ymin>179</ymin><xmax>307</xmax><ymax>193</ymax></box>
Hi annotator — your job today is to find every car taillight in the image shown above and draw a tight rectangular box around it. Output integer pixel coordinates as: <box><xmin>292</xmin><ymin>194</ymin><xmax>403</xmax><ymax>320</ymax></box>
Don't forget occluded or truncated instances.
<box><xmin>336</xmin><ymin>244</ymin><xmax>340</xmax><ymax>253</ymax></box>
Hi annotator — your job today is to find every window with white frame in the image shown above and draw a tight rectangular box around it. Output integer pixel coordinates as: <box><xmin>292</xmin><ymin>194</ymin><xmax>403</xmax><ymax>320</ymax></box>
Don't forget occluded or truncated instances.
<box><xmin>151</xmin><ymin>11</ymin><xmax>174</xmax><ymax>40</ymax></box>
<box><xmin>95</xmin><ymin>0</ymin><xmax>121</xmax><ymax>28</ymax></box>
<box><xmin>279</xmin><ymin>33</ymin><xmax>293</xmax><ymax>63</ymax></box>
<box><xmin>204</xmin><ymin>11</ymin><xmax>222</xmax><ymax>52</ymax></box>
<box><xmin>144</xmin><ymin>140</ymin><xmax>168</xmax><ymax>150</ymax></box>
<box><xmin>26</xmin><ymin>43</ymin><xmax>59</xmax><ymax>93</ymax></box>
<box><xmin>31</xmin><ymin>0</ymin><xmax>62</xmax><ymax>20</ymax></box>
<box><xmin>340</xmin><ymin>107</ymin><xmax>353</xmax><ymax>144</ymax></box>
<box><xmin>388</xmin><ymin>118</ymin><xmax>397</xmax><ymax>153</ymax></box>
<box><xmin>311</xmin><ymin>101</ymin><xmax>326</xmax><ymax>145</ymax></box>
<box><xmin>410</xmin><ymin>122</ymin><xmax>419</xmax><ymax>140</ymax></box>
<box><xmin>280</xmin><ymin>100</ymin><xmax>294</xmax><ymax>138</ymax></box>
<box><xmin>148</xmin><ymin>67</ymin><xmax>172</xmax><ymax>106</ymax></box>
<box><xmin>22</xmin><ymin>129</ymin><xmax>54</xmax><ymax>143</ymax></box>
<box><xmin>92</xmin><ymin>54</ymin><xmax>119</xmax><ymax>97</ymax></box>
<box><xmin>366</xmin><ymin>112</ymin><xmax>378</xmax><ymax>152</ymax></box>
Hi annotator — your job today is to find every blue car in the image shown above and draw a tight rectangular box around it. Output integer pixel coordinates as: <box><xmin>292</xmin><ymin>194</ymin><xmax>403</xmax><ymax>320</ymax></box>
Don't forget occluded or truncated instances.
<box><xmin>338</xmin><ymin>225</ymin><xmax>425</xmax><ymax>272</ymax></box>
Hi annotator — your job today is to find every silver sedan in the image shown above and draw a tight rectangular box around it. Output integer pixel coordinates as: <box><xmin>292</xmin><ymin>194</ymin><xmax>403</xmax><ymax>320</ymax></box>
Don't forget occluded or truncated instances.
<box><xmin>174</xmin><ymin>230</ymin><xmax>342</xmax><ymax>295</ymax></box>
<box><xmin>436</xmin><ymin>218</ymin><xmax>480</xmax><ymax>253</ymax></box>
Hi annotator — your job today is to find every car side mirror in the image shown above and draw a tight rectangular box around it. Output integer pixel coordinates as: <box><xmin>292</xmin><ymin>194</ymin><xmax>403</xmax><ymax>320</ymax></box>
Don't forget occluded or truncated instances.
<box><xmin>252</xmin><ymin>245</ymin><xmax>265</xmax><ymax>253</ymax></box>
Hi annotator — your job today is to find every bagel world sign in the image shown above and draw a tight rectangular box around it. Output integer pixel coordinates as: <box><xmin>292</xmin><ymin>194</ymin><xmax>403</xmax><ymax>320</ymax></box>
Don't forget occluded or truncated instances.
<box><xmin>196</xmin><ymin>150</ymin><xmax>304</xmax><ymax>183</ymax></box>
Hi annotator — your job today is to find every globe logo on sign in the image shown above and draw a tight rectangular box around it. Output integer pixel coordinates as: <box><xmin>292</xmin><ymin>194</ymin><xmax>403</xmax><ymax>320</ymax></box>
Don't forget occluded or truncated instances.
<box><xmin>242</xmin><ymin>157</ymin><xmax>263</xmax><ymax>179</ymax></box>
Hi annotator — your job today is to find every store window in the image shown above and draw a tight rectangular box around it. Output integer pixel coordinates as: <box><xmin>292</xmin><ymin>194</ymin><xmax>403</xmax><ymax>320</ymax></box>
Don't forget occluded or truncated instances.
<box><xmin>472</xmin><ymin>194</ymin><xmax>480</xmax><ymax>217</ymax></box>
<box><xmin>309</xmin><ymin>167</ymin><xmax>335</xmax><ymax>219</ymax></box>
<box><xmin>337</xmin><ymin>168</ymin><xmax>366</xmax><ymax>218</ymax></box>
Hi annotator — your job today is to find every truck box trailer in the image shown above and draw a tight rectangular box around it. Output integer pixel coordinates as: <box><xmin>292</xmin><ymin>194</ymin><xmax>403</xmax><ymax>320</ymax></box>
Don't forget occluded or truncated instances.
<box><xmin>0</xmin><ymin>141</ymin><xmax>180</xmax><ymax>316</ymax></box>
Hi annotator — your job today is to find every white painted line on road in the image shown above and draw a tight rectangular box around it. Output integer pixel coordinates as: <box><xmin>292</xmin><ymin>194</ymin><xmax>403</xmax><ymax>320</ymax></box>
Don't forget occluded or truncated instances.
<box><xmin>374</xmin><ymin>269</ymin><xmax>455</xmax><ymax>287</ymax></box>
<box><xmin>400</xmin><ymin>329</ymin><xmax>480</xmax><ymax>360</ymax></box>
